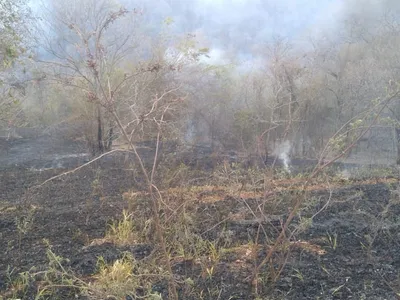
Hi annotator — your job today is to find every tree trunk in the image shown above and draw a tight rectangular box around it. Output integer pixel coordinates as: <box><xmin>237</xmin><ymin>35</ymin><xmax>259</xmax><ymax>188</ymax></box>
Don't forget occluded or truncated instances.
<box><xmin>106</xmin><ymin>125</ymin><xmax>113</xmax><ymax>151</ymax></box>
<box><xmin>396</xmin><ymin>127</ymin><xmax>400</xmax><ymax>164</ymax></box>
<box><xmin>97</xmin><ymin>105</ymin><xmax>104</xmax><ymax>154</ymax></box>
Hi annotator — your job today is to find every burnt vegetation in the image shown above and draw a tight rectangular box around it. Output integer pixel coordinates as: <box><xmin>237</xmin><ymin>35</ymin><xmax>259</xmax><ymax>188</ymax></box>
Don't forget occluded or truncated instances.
<box><xmin>1</xmin><ymin>0</ymin><xmax>400</xmax><ymax>299</ymax></box>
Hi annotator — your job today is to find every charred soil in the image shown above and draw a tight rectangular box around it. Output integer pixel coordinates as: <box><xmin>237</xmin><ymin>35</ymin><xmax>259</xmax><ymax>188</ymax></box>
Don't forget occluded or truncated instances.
<box><xmin>0</xmin><ymin>138</ymin><xmax>400</xmax><ymax>299</ymax></box>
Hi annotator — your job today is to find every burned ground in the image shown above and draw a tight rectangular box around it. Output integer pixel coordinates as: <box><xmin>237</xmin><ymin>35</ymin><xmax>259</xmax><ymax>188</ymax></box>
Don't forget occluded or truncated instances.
<box><xmin>0</xmin><ymin>137</ymin><xmax>400</xmax><ymax>299</ymax></box>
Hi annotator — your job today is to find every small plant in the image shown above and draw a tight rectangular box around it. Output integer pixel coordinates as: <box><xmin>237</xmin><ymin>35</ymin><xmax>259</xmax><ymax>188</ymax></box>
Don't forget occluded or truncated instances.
<box><xmin>320</xmin><ymin>264</ymin><xmax>331</xmax><ymax>275</ymax></box>
<box><xmin>296</xmin><ymin>215</ymin><xmax>313</xmax><ymax>234</ymax></box>
<box><xmin>208</xmin><ymin>240</ymin><xmax>221</xmax><ymax>263</ymax></box>
<box><xmin>92</xmin><ymin>253</ymin><xmax>168</xmax><ymax>299</ymax></box>
<box><xmin>330</xmin><ymin>283</ymin><xmax>346</xmax><ymax>296</ymax></box>
<box><xmin>325</xmin><ymin>232</ymin><xmax>338</xmax><ymax>250</ymax></box>
<box><xmin>205</xmin><ymin>265</ymin><xmax>215</xmax><ymax>280</ymax></box>
<box><xmin>4</xmin><ymin>266</ymin><xmax>33</xmax><ymax>299</ymax></box>
<box><xmin>5</xmin><ymin>241</ymin><xmax>86</xmax><ymax>299</ymax></box>
<box><xmin>199</xmin><ymin>241</ymin><xmax>222</xmax><ymax>280</ymax></box>
<box><xmin>5</xmin><ymin>240</ymin><xmax>167</xmax><ymax>300</ymax></box>
<box><xmin>15</xmin><ymin>205</ymin><xmax>36</xmax><ymax>250</ymax></box>
<box><xmin>292</xmin><ymin>268</ymin><xmax>304</xmax><ymax>282</ymax></box>
<box><xmin>106</xmin><ymin>210</ymin><xmax>137</xmax><ymax>246</ymax></box>
<box><xmin>71</xmin><ymin>228</ymin><xmax>90</xmax><ymax>245</ymax></box>
<box><xmin>90</xmin><ymin>168</ymin><xmax>104</xmax><ymax>206</ymax></box>
<box><xmin>92</xmin><ymin>253</ymin><xmax>139</xmax><ymax>298</ymax></box>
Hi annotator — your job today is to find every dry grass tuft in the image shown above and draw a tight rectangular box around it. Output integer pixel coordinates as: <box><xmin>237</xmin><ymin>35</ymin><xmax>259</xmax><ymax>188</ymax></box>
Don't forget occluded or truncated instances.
<box><xmin>105</xmin><ymin>210</ymin><xmax>137</xmax><ymax>246</ymax></box>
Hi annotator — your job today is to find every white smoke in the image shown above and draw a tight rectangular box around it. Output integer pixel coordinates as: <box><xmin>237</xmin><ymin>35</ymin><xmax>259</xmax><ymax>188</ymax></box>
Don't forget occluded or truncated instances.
<box><xmin>274</xmin><ymin>140</ymin><xmax>292</xmax><ymax>173</ymax></box>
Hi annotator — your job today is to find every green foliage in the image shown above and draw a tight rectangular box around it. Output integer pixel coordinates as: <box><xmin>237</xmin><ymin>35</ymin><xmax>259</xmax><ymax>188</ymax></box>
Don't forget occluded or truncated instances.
<box><xmin>176</xmin><ymin>34</ymin><xmax>210</xmax><ymax>61</ymax></box>
<box><xmin>93</xmin><ymin>253</ymin><xmax>141</xmax><ymax>298</ymax></box>
<box><xmin>233</xmin><ymin>109</ymin><xmax>258</xmax><ymax>147</ymax></box>
<box><xmin>0</xmin><ymin>0</ymin><xmax>31</xmax><ymax>125</ymax></box>
<box><xmin>0</xmin><ymin>92</ymin><xmax>23</xmax><ymax>124</ymax></box>
<box><xmin>106</xmin><ymin>210</ymin><xmax>137</xmax><ymax>246</ymax></box>
<box><xmin>0</xmin><ymin>0</ymin><xmax>31</xmax><ymax>68</ymax></box>
<box><xmin>93</xmin><ymin>253</ymin><xmax>165</xmax><ymax>299</ymax></box>
<box><xmin>163</xmin><ymin>16</ymin><xmax>174</xmax><ymax>26</ymax></box>
<box><xmin>234</xmin><ymin>110</ymin><xmax>255</xmax><ymax>130</ymax></box>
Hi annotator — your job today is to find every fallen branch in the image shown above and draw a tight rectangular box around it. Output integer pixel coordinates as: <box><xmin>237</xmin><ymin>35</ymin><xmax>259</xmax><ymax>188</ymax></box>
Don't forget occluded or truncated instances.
<box><xmin>33</xmin><ymin>149</ymin><xmax>134</xmax><ymax>189</ymax></box>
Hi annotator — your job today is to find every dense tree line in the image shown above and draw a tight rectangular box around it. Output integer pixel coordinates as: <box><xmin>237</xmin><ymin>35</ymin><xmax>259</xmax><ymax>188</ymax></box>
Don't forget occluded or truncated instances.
<box><xmin>1</xmin><ymin>0</ymin><xmax>400</xmax><ymax>163</ymax></box>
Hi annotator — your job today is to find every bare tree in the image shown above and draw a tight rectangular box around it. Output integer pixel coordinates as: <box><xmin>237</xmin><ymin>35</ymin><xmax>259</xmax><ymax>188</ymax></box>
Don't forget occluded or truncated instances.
<box><xmin>37</xmin><ymin>0</ymin><xmax>145</xmax><ymax>154</ymax></box>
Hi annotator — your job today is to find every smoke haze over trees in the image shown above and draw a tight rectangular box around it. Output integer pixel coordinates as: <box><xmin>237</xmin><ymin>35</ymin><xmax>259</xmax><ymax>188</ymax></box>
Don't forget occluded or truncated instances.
<box><xmin>2</xmin><ymin>0</ymin><xmax>400</xmax><ymax>163</ymax></box>
<box><xmin>3</xmin><ymin>2</ymin><xmax>400</xmax><ymax>300</ymax></box>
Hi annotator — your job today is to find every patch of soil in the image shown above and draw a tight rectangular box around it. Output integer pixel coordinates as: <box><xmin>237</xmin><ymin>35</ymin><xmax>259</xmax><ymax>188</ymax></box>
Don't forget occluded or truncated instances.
<box><xmin>0</xmin><ymin>164</ymin><xmax>140</xmax><ymax>280</ymax></box>
<box><xmin>278</xmin><ymin>183</ymin><xmax>400</xmax><ymax>300</ymax></box>
<box><xmin>1</xmin><ymin>137</ymin><xmax>400</xmax><ymax>299</ymax></box>
<box><xmin>169</xmin><ymin>183</ymin><xmax>400</xmax><ymax>299</ymax></box>
<box><xmin>0</xmin><ymin>136</ymin><xmax>88</xmax><ymax>171</ymax></box>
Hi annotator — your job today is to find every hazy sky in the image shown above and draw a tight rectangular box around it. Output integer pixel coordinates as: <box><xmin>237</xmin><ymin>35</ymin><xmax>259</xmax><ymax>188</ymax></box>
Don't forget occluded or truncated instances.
<box><xmin>33</xmin><ymin>0</ymin><xmax>350</xmax><ymax>63</ymax></box>
<box><xmin>156</xmin><ymin>0</ymin><xmax>345</xmax><ymax>62</ymax></box>
<box><xmin>161</xmin><ymin>0</ymin><xmax>343</xmax><ymax>37</ymax></box>
<box><xmin>116</xmin><ymin>0</ymin><xmax>345</xmax><ymax>61</ymax></box>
